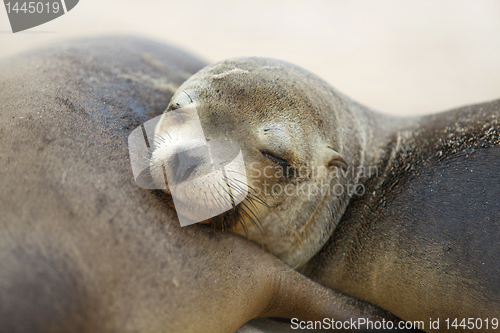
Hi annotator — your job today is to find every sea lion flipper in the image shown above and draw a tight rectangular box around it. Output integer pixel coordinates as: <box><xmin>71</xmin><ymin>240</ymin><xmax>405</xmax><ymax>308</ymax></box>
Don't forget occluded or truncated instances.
<box><xmin>256</xmin><ymin>263</ymin><xmax>402</xmax><ymax>330</ymax></box>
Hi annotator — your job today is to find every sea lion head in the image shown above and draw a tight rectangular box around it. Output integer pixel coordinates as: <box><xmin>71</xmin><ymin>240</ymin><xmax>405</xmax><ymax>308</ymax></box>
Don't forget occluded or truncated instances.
<box><xmin>150</xmin><ymin>57</ymin><xmax>357</xmax><ymax>267</ymax></box>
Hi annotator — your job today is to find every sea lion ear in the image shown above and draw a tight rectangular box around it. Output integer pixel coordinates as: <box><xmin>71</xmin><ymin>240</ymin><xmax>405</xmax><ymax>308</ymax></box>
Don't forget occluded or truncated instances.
<box><xmin>325</xmin><ymin>147</ymin><xmax>348</xmax><ymax>171</ymax></box>
<box><xmin>168</xmin><ymin>90</ymin><xmax>195</xmax><ymax>111</ymax></box>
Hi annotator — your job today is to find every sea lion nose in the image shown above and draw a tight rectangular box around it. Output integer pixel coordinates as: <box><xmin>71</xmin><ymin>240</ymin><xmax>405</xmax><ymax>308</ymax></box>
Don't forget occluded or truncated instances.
<box><xmin>170</xmin><ymin>146</ymin><xmax>209</xmax><ymax>184</ymax></box>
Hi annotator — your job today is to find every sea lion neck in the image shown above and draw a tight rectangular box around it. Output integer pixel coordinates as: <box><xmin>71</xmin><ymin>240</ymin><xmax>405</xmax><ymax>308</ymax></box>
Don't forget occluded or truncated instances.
<box><xmin>335</xmin><ymin>94</ymin><xmax>418</xmax><ymax>186</ymax></box>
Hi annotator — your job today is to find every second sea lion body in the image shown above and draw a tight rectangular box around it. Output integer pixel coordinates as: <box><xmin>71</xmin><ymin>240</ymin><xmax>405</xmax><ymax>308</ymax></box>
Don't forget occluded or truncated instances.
<box><xmin>305</xmin><ymin>101</ymin><xmax>500</xmax><ymax>331</ymax></box>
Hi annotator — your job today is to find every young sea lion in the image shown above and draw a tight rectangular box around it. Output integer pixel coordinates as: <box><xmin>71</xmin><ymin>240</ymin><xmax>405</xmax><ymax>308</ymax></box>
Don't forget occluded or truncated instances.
<box><xmin>151</xmin><ymin>57</ymin><xmax>499</xmax><ymax>332</ymax></box>
<box><xmin>150</xmin><ymin>57</ymin><xmax>413</xmax><ymax>267</ymax></box>
<box><xmin>0</xmin><ymin>37</ymin><xmax>401</xmax><ymax>333</ymax></box>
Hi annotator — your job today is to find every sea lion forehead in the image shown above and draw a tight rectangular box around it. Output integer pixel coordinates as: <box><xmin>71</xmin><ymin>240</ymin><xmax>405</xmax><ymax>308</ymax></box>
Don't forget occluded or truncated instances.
<box><xmin>193</xmin><ymin>58</ymin><xmax>322</xmax><ymax>119</ymax></box>
<box><xmin>172</xmin><ymin>56</ymin><xmax>341</xmax><ymax>144</ymax></box>
<box><xmin>205</xmin><ymin>57</ymin><xmax>290</xmax><ymax>76</ymax></box>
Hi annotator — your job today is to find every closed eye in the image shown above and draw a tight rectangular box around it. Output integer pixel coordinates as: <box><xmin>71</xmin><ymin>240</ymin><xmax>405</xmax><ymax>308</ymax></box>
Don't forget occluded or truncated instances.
<box><xmin>260</xmin><ymin>150</ymin><xmax>297</xmax><ymax>178</ymax></box>
<box><xmin>259</xmin><ymin>150</ymin><xmax>290</xmax><ymax>167</ymax></box>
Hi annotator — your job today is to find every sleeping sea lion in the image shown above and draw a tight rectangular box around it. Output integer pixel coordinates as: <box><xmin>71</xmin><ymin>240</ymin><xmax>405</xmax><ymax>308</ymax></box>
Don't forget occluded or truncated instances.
<box><xmin>150</xmin><ymin>57</ymin><xmax>499</xmax><ymax>332</ymax></box>
<box><xmin>0</xmin><ymin>37</ymin><xmax>403</xmax><ymax>333</ymax></box>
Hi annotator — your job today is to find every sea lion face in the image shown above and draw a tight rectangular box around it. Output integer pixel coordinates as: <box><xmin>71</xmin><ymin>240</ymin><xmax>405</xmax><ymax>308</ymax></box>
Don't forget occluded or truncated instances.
<box><xmin>150</xmin><ymin>57</ymin><xmax>349</xmax><ymax>267</ymax></box>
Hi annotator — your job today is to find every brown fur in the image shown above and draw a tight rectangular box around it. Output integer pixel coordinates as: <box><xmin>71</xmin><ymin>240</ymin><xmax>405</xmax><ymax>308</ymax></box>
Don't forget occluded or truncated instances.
<box><xmin>0</xmin><ymin>37</ymin><xmax>400</xmax><ymax>333</ymax></box>
<box><xmin>156</xmin><ymin>57</ymin><xmax>500</xmax><ymax>333</ymax></box>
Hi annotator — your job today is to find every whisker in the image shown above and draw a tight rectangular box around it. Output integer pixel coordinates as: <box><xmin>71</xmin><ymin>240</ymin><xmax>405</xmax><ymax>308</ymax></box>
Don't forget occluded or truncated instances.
<box><xmin>238</xmin><ymin>200</ymin><xmax>265</xmax><ymax>235</ymax></box>
<box><xmin>237</xmin><ymin>205</ymin><xmax>272</xmax><ymax>253</ymax></box>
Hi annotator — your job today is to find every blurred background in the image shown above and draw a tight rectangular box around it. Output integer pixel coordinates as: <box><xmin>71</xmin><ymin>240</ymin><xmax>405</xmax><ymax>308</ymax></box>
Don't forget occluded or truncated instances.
<box><xmin>1</xmin><ymin>0</ymin><xmax>499</xmax><ymax>115</ymax></box>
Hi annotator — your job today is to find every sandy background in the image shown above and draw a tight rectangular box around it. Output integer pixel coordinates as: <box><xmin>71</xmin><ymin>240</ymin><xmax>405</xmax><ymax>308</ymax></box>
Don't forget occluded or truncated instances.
<box><xmin>1</xmin><ymin>0</ymin><xmax>499</xmax><ymax>115</ymax></box>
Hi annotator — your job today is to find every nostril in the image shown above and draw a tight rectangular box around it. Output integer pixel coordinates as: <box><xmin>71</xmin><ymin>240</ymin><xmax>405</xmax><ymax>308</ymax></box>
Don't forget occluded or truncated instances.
<box><xmin>169</xmin><ymin>147</ymin><xmax>207</xmax><ymax>184</ymax></box>
<box><xmin>182</xmin><ymin>164</ymin><xmax>198</xmax><ymax>181</ymax></box>
<box><xmin>171</xmin><ymin>154</ymin><xmax>180</xmax><ymax>176</ymax></box>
